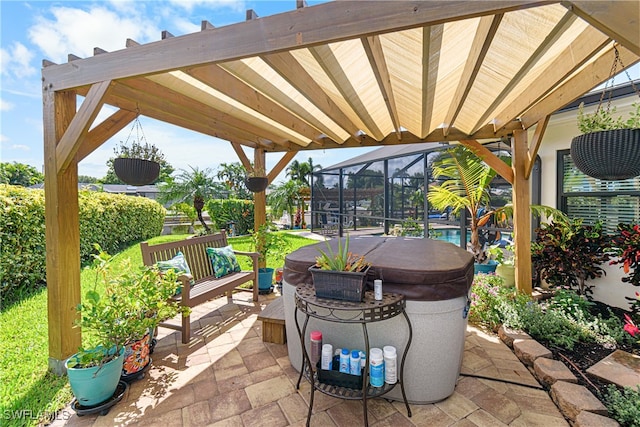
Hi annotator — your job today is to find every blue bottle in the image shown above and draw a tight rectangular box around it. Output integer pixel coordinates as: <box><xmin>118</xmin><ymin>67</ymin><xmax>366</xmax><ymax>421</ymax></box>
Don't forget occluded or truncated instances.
<box><xmin>350</xmin><ymin>350</ymin><xmax>361</xmax><ymax>375</ymax></box>
<box><xmin>339</xmin><ymin>348</ymin><xmax>350</xmax><ymax>374</ymax></box>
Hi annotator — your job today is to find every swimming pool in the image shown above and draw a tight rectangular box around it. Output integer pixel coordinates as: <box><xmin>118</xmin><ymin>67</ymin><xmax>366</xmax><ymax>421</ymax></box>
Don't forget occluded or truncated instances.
<box><xmin>433</xmin><ymin>228</ymin><xmax>462</xmax><ymax>246</ymax></box>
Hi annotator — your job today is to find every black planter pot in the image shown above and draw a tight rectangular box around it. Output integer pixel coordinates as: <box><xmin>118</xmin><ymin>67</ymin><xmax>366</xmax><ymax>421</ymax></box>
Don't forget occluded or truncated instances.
<box><xmin>245</xmin><ymin>177</ymin><xmax>269</xmax><ymax>192</ymax></box>
<box><xmin>570</xmin><ymin>128</ymin><xmax>640</xmax><ymax>181</ymax></box>
<box><xmin>113</xmin><ymin>157</ymin><xmax>160</xmax><ymax>186</ymax></box>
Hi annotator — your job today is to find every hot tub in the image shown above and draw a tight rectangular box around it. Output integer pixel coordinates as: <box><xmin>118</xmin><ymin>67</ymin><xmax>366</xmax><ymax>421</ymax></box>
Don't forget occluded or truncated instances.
<box><xmin>283</xmin><ymin>236</ymin><xmax>474</xmax><ymax>404</ymax></box>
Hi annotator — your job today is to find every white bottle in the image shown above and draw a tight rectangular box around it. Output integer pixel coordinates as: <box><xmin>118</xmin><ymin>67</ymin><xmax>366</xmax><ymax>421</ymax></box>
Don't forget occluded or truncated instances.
<box><xmin>383</xmin><ymin>345</ymin><xmax>397</xmax><ymax>384</ymax></box>
<box><xmin>374</xmin><ymin>279</ymin><xmax>383</xmax><ymax>300</ymax></box>
<box><xmin>350</xmin><ymin>350</ymin><xmax>361</xmax><ymax>375</ymax></box>
<box><xmin>321</xmin><ymin>344</ymin><xmax>333</xmax><ymax>370</ymax></box>
<box><xmin>369</xmin><ymin>347</ymin><xmax>385</xmax><ymax>387</ymax></box>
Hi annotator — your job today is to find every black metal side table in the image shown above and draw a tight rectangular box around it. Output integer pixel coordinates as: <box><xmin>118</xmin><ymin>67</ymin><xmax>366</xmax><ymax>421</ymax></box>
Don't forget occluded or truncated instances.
<box><xmin>294</xmin><ymin>283</ymin><xmax>412</xmax><ymax>427</ymax></box>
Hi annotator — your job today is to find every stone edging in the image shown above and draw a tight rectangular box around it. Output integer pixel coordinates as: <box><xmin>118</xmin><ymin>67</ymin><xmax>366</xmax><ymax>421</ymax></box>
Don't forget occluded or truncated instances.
<box><xmin>498</xmin><ymin>325</ymin><xmax>621</xmax><ymax>427</ymax></box>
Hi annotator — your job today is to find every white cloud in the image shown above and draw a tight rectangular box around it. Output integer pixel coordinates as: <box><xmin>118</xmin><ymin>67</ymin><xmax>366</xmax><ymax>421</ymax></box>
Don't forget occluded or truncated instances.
<box><xmin>167</xmin><ymin>0</ymin><xmax>244</xmax><ymax>13</ymax></box>
<box><xmin>0</xmin><ymin>134</ymin><xmax>8</xmax><ymax>143</ymax></box>
<box><xmin>10</xmin><ymin>144</ymin><xmax>30</xmax><ymax>151</ymax></box>
<box><xmin>28</xmin><ymin>5</ymin><xmax>161</xmax><ymax>64</ymax></box>
<box><xmin>0</xmin><ymin>42</ymin><xmax>37</xmax><ymax>79</ymax></box>
<box><xmin>0</xmin><ymin>99</ymin><xmax>15</xmax><ymax>111</ymax></box>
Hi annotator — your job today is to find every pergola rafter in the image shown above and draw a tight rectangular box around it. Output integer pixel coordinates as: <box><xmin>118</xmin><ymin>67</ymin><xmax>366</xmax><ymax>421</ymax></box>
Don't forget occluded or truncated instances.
<box><xmin>41</xmin><ymin>0</ymin><xmax>640</xmax><ymax>373</ymax></box>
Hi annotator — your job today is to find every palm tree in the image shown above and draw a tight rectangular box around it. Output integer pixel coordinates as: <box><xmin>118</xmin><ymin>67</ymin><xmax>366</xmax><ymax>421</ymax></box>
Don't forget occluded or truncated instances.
<box><xmin>268</xmin><ymin>180</ymin><xmax>306</xmax><ymax>227</ymax></box>
<box><xmin>159</xmin><ymin>166</ymin><xmax>217</xmax><ymax>233</ymax></box>
<box><xmin>216</xmin><ymin>162</ymin><xmax>251</xmax><ymax>199</ymax></box>
<box><xmin>427</xmin><ymin>145</ymin><xmax>498</xmax><ymax>263</ymax></box>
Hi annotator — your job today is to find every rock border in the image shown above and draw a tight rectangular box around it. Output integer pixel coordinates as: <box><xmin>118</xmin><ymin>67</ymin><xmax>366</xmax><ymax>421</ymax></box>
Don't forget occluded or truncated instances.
<box><xmin>498</xmin><ymin>325</ymin><xmax>620</xmax><ymax>426</ymax></box>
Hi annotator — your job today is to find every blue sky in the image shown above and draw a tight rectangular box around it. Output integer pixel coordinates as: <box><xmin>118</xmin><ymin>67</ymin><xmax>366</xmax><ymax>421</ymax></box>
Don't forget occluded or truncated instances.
<box><xmin>0</xmin><ymin>0</ymin><xmax>373</xmax><ymax>181</ymax></box>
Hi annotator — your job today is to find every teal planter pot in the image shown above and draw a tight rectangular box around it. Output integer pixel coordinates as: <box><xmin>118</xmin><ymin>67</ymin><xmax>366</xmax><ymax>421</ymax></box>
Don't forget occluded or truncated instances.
<box><xmin>258</xmin><ymin>267</ymin><xmax>275</xmax><ymax>290</ymax></box>
<box><xmin>474</xmin><ymin>260</ymin><xmax>498</xmax><ymax>275</ymax></box>
<box><xmin>66</xmin><ymin>346</ymin><xmax>125</xmax><ymax>407</ymax></box>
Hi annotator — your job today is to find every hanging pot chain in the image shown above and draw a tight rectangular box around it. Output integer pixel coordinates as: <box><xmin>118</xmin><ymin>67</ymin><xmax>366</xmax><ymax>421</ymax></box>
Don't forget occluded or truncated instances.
<box><xmin>597</xmin><ymin>45</ymin><xmax>640</xmax><ymax>117</ymax></box>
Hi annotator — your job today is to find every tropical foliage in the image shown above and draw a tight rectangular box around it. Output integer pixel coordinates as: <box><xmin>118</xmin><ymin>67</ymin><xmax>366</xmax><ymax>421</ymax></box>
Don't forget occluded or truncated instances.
<box><xmin>428</xmin><ymin>145</ymin><xmax>500</xmax><ymax>263</ymax></box>
<box><xmin>531</xmin><ymin>218</ymin><xmax>611</xmax><ymax>297</ymax></box>
<box><xmin>159</xmin><ymin>166</ymin><xmax>219</xmax><ymax>233</ymax></box>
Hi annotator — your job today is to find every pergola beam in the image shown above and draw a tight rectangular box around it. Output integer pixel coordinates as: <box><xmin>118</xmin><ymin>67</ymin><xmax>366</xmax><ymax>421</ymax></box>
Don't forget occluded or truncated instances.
<box><xmin>55</xmin><ymin>80</ymin><xmax>111</xmax><ymax>173</ymax></box>
<box><xmin>420</xmin><ymin>24</ymin><xmax>443</xmax><ymax>138</ymax></box>
<box><xmin>76</xmin><ymin>109</ymin><xmax>137</xmax><ymax>162</ymax></box>
<box><xmin>361</xmin><ymin>35</ymin><xmax>402</xmax><ymax>138</ymax></box>
<box><xmin>512</xmin><ymin>130</ymin><xmax>532</xmax><ymax>294</ymax></box>
<box><xmin>564</xmin><ymin>0</ymin><xmax>640</xmax><ymax>56</ymax></box>
<box><xmin>520</xmin><ymin>44</ymin><xmax>640</xmax><ymax>128</ymax></box>
<box><xmin>42</xmin><ymin>1</ymin><xmax>554</xmax><ymax>91</ymax></box>
<box><xmin>443</xmin><ymin>14</ymin><xmax>502</xmax><ymax>136</ymax></box>
<box><xmin>261</xmin><ymin>51</ymin><xmax>361</xmax><ymax>137</ymax></box>
<box><xmin>459</xmin><ymin>139</ymin><xmax>514</xmax><ymax>184</ymax></box>
<box><xmin>493</xmin><ymin>26</ymin><xmax>610</xmax><ymax>131</ymax></box>
<box><xmin>267</xmin><ymin>151</ymin><xmax>298</xmax><ymax>183</ymax></box>
<box><xmin>525</xmin><ymin>115</ymin><xmax>549</xmax><ymax>179</ymax></box>
<box><xmin>310</xmin><ymin>44</ymin><xmax>385</xmax><ymax>140</ymax></box>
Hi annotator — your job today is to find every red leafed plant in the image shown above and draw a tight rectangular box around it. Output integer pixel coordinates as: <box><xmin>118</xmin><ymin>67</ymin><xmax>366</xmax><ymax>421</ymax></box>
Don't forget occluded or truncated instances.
<box><xmin>610</xmin><ymin>223</ymin><xmax>640</xmax><ymax>314</ymax></box>
<box><xmin>610</xmin><ymin>223</ymin><xmax>640</xmax><ymax>287</ymax></box>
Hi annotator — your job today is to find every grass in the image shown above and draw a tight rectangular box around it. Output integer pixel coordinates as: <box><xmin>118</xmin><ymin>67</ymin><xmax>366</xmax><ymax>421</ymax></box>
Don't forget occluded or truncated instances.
<box><xmin>0</xmin><ymin>231</ymin><xmax>318</xmax><ymax>426</ymax></box>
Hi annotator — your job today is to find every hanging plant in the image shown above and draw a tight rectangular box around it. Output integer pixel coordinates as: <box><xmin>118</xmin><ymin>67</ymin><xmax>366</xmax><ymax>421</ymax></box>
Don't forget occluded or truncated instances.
<box><xmin>570</xmin><ymin>46</ymin><xmax>640</xmax><ymax>181</ymax></box>
<box><xmin>113</xmin><ymin>115</ymin><xmax>164</xmax><ymax>186</ymax></box>
<box><xmin>244</xmin><ymin>168</ymin><xmax>269</xmax><ymax>193</ymax></box>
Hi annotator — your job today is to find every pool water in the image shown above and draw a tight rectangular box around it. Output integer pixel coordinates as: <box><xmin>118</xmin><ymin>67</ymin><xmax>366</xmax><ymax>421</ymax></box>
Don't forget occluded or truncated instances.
<box><xmin>433</xmin><ymin>228</ymin><xmax>462</xmax><ymax>246</ymax></box>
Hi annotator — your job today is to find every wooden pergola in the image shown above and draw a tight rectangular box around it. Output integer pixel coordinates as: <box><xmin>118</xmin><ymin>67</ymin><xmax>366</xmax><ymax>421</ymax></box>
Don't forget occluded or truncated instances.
<box><xmin>42</xmin><ymin>0</ymin><xmax>639</xmax><ymax>373</ymax></box>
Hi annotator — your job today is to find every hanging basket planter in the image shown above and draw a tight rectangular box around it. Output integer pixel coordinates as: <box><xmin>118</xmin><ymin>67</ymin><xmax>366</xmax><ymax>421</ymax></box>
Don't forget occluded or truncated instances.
<box><xmin>114</xmin><ymin>157</ymin><xmax>160</xmax><ymax>186</ymax></box>
<box><xmin>570</xmin><ymin>128</ymin><xmax>640</xmax><ymax>181</ymax></box>
<box><xmin>245</xmin><ymin>177</ymin><xmax>269</xmax><ymax>192</ymax></box>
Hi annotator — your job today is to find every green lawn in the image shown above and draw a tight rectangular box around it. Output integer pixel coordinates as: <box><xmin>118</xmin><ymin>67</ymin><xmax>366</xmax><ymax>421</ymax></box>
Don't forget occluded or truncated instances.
<box><xmin>0</xmin><ymin>231</ymin><xmax>317</xmax><ymax>427</ymax></box>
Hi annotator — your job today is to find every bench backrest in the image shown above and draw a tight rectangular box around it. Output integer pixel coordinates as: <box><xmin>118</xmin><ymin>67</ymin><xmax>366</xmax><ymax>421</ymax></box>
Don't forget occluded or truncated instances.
<box><xmin>141</xmin><ymin>232</ymin><xmax>230</xmax><ymax>282</ymax></box>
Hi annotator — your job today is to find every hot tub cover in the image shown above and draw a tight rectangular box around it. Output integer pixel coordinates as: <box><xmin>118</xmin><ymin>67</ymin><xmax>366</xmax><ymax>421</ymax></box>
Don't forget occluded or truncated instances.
<box><xmin>283</xmin><ymin>236</ymin><xmax>474</xmax><ymax>301</ymax></box>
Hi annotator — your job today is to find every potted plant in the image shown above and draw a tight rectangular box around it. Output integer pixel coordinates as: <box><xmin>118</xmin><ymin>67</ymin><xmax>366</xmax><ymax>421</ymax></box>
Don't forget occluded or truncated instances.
<box><xmin>488</xmin><ymin>244</ymin><xmax>515</xmax><ymax>287</ymax></box>
<box><xmin>252</xmin><ymin>224</ymin><xmax>288</xmax><ymax>292</ymax></box>
<box><xmin>66</xmin><ymin>248</ymin><xmax>186</xmax><ymax>406</ymax></box>
<box><xmin>309</xmin><ymin>235</ymin><xmax>371</xmax><ymax>302</ymax></box>
<box><xmin>113</xmin><ymin>116</ymin><xmax>165</xmax><ymax>186</ymax></box>
<box><xmin>244</xmin><ymin>167</ymin><xmax>269</xmax><ymax>193</ymax></box>
<box><xmin>570</xmin><ymin>98</ymin><xmax>640</xmax><ymax>180</ymax></box>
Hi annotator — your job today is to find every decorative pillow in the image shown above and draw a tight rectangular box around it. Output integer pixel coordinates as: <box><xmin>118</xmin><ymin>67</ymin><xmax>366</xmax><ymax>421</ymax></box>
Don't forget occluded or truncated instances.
<box><xmin>206</xmin><ymin>245</ymin><xmax>241</xmax><ymax>278</ymax></box>
<box><xmin>156</xmin><ymin>251</ymin><xmax>192</xmax><ymax>294</ymax></box>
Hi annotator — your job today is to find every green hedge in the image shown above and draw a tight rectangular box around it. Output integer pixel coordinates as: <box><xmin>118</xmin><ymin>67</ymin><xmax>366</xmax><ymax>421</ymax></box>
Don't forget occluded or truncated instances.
<box><xmin>205</xmin><ymin>199</ymin><xmax>254</xmax><ymax>236</ymax></box>
<box><xmin>0</xmin><ymin>185</ymin><xmax>165</xmax><ymax>302</ymax></box>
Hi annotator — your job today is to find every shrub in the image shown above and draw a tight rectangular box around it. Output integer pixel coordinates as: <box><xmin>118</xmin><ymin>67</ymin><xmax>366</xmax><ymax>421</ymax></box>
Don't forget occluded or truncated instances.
<box><xmin>0</xmin><ymin>185</ymin><xmax>165</xmax><ymax>303</ymax></box>
<box><xmin>205</xmin><ymin>199</ymin><xmax>254</xmax><ymax>235</ymax></box>
<box><xmin>603</xmin><ymin>385</ymin><xmax>640</xmax><ymax>427</ymax></box>
<box><xmin>531</xmin><ymin>218</ymin><xmax>610</xmax><ymax>297</ymax></box>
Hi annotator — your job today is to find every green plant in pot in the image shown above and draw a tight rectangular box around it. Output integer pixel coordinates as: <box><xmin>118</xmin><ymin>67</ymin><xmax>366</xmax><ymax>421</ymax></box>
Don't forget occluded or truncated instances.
<box><xmin>252</xmin><ymin>224</ymin><xmax>288</xmax><ymax>291</ymax></box>
<box><xmin>570</xmin><ymin>47</ymin><xmax>640</xmax><ymax>181</ymax></box>
<box><xmin>67</xmin><ymin>248</ymin><xmax>186</xmax><ymax>405</ymax></box>
<box><xmin>112</xmin><ymin>115</ymin><xmax>166</xmax><ymax>186</ymax></box>
<box><xmin>309</xmin><ymin>235</ymin><xmax>371</xmax><ymax>302</ymax></box>
<box><xmin>488</xmin><ymin>244</ymin><xmax>515</xmax><ymax>287</ymax></box>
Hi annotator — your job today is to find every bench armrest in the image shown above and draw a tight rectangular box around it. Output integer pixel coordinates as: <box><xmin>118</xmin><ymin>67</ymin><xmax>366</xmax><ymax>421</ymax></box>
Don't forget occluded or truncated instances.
<box><xmin>177</xmin><ymin>273</ymin><xmax>193</xmax><ymax>304</ymax></box>
<box><xmin>233</xmin><ymin>250</ymin><xmax>260</xmax><ymax>262</ymax></box>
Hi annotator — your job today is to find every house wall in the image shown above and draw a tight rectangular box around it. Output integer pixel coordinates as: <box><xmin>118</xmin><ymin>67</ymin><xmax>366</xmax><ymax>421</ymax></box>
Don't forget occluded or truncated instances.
<box><xmin>535</xmin><ymin>96</ymin><xmax>638</xmax><ymax>309</ymax></box>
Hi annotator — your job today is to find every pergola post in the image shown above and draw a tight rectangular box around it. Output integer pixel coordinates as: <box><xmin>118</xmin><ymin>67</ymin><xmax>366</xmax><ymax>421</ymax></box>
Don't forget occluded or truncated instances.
<box><xmin>511</xmin><ymin>129</ymin><xmax>532</xmax><ymax>295</ymax></box>
<box><xmin>254</xmin><ymin>148</ymin><xmax>267</xmax><ymax>268</ymax></box>
<box><xmin>43</xmin><ymin>88</ymin><xmax>82</xmax><ymax>374</ymax></box>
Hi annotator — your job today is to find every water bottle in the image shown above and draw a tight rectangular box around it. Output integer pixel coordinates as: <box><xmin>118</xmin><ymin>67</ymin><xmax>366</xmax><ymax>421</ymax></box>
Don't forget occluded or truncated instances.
<box><xmin>310</xmin><ymin>331</ymin><xmax>322</xmax><ymax>367</ymax></box>
<box><xmin>321</xmin><ymin>344</ymin><xmax>333</xmax><ymax>370</ymax></box>
<box><xmin>383</xmin><ymin>345</ymin><xmax>397</xmax><ymax>384</ymax></box>
<box><xmin>360</xmin><ymin>351</ymin><xmax>366</xmax><ymax>369</ymax></box>
<box><xmin>369</xmin><ymin>348</ymin><xmax>385</xmax><ymax>387</ymax></box>
<box><xmin>339</xmin><ymin>348</ymin><xmax>350</xmax><ymax>373</ymax></box>
<box><xmin>350</xmin><ymin>350</ymin><xmax>361</xmax><ymax>375</ymax></box>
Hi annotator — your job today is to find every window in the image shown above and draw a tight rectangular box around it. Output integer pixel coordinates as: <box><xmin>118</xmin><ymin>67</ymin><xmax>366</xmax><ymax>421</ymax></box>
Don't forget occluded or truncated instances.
<box><xmin>557</xmin><ymin>149</ymin><xmax>640</xmax><ymax>233</ymax></box>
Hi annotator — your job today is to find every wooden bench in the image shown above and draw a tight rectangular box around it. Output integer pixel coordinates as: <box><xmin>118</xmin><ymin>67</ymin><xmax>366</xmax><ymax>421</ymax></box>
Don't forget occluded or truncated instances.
<box><xmin>141</xmin><ymin>231</ymin><xmax>259</xmax><ymax>343</ymax></box>
<box><xmin>257</xmin><ymin>297</ymin><xmax>286</xmax><ymax>344</ymax></box>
